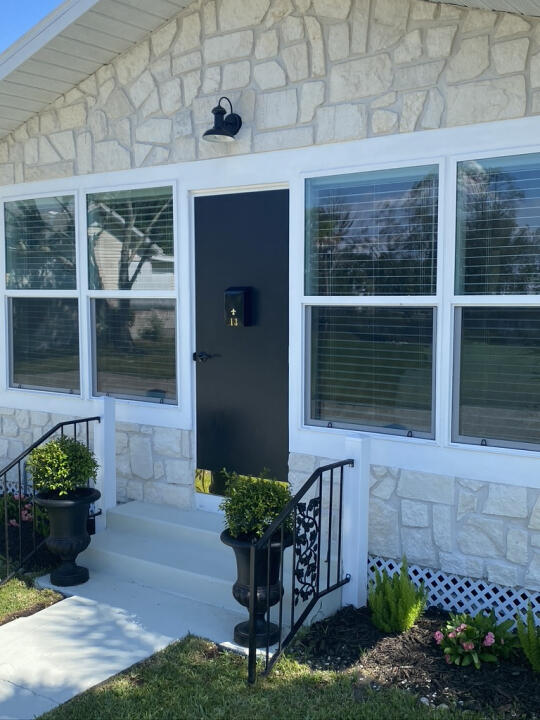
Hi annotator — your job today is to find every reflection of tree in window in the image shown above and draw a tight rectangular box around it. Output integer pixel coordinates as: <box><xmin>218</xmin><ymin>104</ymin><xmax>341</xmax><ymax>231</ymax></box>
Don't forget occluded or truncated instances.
<box><xmin>5</xmin><ymin>196</ymin><xmax>76</xmax><ymax>290</ymax></box>
<box><xmin>307</xmin><ymin>170</ymin><xmax>438</xmax><ymax>296</ymax></box>
<box><xmin>457</xmin><ymin>160</ymin><xmax>540</xmax><ymax>294</ymax></box>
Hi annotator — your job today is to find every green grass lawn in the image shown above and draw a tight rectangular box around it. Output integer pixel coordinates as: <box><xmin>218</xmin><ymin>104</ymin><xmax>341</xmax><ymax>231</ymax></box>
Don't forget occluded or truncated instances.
<box><xmin>41</xmin><ymin>636</ymin><xmax>486</xmax><ymax>720</ymax></box>
<box><xmin>0</xmin><ymin>576</ymin><xmax>60</xmax><ymax>625</ymax></box>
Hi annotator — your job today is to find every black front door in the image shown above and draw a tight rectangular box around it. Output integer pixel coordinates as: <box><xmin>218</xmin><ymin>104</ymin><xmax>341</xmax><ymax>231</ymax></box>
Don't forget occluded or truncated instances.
<box><xmin>194</xmin><ymin>190</ymin><xmax>289</xmax><ymax>493</ymax></box>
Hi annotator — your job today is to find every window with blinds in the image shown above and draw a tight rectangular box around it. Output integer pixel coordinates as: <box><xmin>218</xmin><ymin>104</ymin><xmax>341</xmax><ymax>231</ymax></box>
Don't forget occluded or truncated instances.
<box><xmin>305</xmin><ymin>166</ymin><xmax>438</xmax><ymax>296</ymax></box>
<box><xmin>309</xmin><ymin>306</ymin><xmax>435</xmax><ymax>437</ymax></box>
<box><xmin>5</xmin><ymin>196</ymin><xmax>76</xmax><ymax>290</ymax></box>
<box><xmin>454</xmin><ymin>307</ymin><xmax>540</xmax><ymax>448</ymax></box>
<box><xmin>456</xmin><ymin>153</ymin><xmax>540</xmax><ymax>295</ymax></box>
<box><xmin>10</xmin><ymin>298</ymin><xmax>80</xmax><ymax>393</ymax></box>
<box><xmin>87</xmin><ymin>186</ymin><xmax>174</xmax><ymax>291</ymax></box>
<box><xmin>93</xmin><ymin>299</ymin><xmax>177</xmax><ymax>404</ymax></box>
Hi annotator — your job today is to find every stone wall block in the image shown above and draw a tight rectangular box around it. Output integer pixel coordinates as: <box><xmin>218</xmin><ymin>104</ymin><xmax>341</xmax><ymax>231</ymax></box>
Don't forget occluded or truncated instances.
<box><xmin>401</xmin><ymin>499</ymin><xmax>429</xmax><ymax>527</ymax></box>
<box><xmin>492</xmin><ymin>38</ymin><xmax>529</xmax><ymax>74</ymax></box>
<box><xmin>394</xmin><ymin>30</ymin><xmax>422</xmax><ymax>64</ymax></box>
<box><xmin>351</xmin><ymin>0</ymin><xmax>370</xmax><ymax>54</ymax></box>
<box><xmin>495</xmin><ymin>13</ymin><xmax>530</xmax><ymax>38</ymax></box>
<box><xmin>116</xmin><ymin>42</ymin><xmax>150</xmax><ymax>86</ymax></box>
<box><xmin>313</xmin><ymin>0</ymin><xmax>351</xmax><ymax>19</ymax></box>
<box><xmin>95</xmin><ymin>141</ymin><xmax>131</xmax><ymax>172</ymax></box>
<box><xmin>507</xmin><ymin>527</ymin><xmax>529</xmax><ymax>565</ymax></box>
<box><xmin>439</xmin><ymin>551</ymin><xmax>484</xmax><ymax>578</ymax></box>
<box><xmin>370</xmin><ymin>0</ymin><xmax>409</xmax><ymax>52</ymax></box>
<box><xmin>264</xmin><ymin>0</ymin><xmax>294</xmax><ymax>29</ymax></box>
<box><xmin>144</xmin><ymin>481</ymin><xmax>192</xmax><ymax>508</ymax></box>
<box><xmin>371</xmin><ymin>109</ymin><xmax>398</xmax><ymax>134</ymax></box>
<box><xmin>14</xmin><ymin>410</ymin><xmax>30</xmax><ymax>430</ymax></box>
<box><xmin>447</xmin><ymin>76</ymin><xmax>526</xmax><ymax>126</ymax></box>
<box><xmin>371</xmin><ymin>474</ymin><xmax>397</xmax><ymax>500</ymax></box>
<box><xmin>457</xmin><ymin>517</ymin><xmax>506</xmax><ymax>558</ymax></box>
<box><xmin>529</xmin><ymin>496</ymin><xmax>540</xmax><ymax>530</ymax></box>
<box><xmin>411</xmin><ymin>0</ymin><xmax>436</xmax><ymax>21</ymax></box>
<box><xmin>164</xmin><ymin>458</ymin><xmax>193</xmax><ymax>485</ymax></box>
<box><xmin>433</xmin><ymin>504</ymin><xmax>453</xmax><ymax>551</ymax></box>
<box><xmin>289</xmin><ymin>452</ymin><xmax>317</xmax><ymax>473</ymax></box>
<box><xmin>220</xmin><ymin>0</ymin><xmax>270</xmax><ymax>31</ymax></box>
<box><xmin>204</xmin><ymin>31</ymin><xmax>254</xmax><ymax>64</ymax></box>
<box><xmin>397</xmin><ymin>469</ymin><xmax>454</xmax><ymax>504</ymax></box>
<box><xmin>222</xmin><ymin>61</ymin><xmax>251</xmax><ymax>90</ymax></box>
<box><xmin>487</xmin><ymin>561</ymin><xmax>520</xmax><ymax>587</ymax></box>
<box><xmin>2</xmin><ymin>417</ymin><xmax>19</xmax><ymax>438</ymax></box>
<box><xmin>0</xmin><ymin>438</ymin><xmax>8</xmax><ymax>457</ymax></box>
<box><xmin>483</xmin><ymin>484</ymin><xmax>528</xmax><ymax>518</ymax></box>
<box><xmin>304</xmin><ymin>17</ymin><xmax>325</xmax><ymax>77</ymax></box>
<box><xmin>116</xmin><ymin>432</ymin><xmax>128</xmax><ymax>455</ymax></box>
<box><xmin>462</xmin><ymin>8</ymin><xmax>496</xmax><ymax>33</ymax></box>
<box><xmin>204</xmin><ymin>2</ymin><xmax>217</xmax><ymax>34</ymax></box>
<box><xmin>421</xmin><ymin>87</ymin><xmax>444</xmax><ymax>129</ymax></box>
<box><xmin>330</xmin><ymin>55</ymin><xmax>392</xmax><ymax>102</ymax></box>
<box><xmin>30</xmin><ymin>411</ymin><xmax>49</xmax><ymax>427</ymax></box>
<box><xmin>394</xmin><ymin>60</ymin><xmax>445</xmax><ymax>90</ymax></box>
<box><xmin>152</xmin><ymin>20</ymin><xmax>177</xmax><ymax>57</ymax></box>
<box><xmin>254</xmin><ymin>126</ymin><xmax>312</xmax><ymax>152</ymax></box>
<box><xmin>402</xmin><ymin>527</ymin><xmax>436</xmax><ymax>565</ymax></box>
<box><xmin>327</xmin><ymin>23</ymin><xmax>350</xmax><ymax>62</ymax></box>
<box><xmin>153</xmin><ymin>427</ymin><xmax>182</xmax><ymax>457</ymax></box>
<box><xmin>129</xmin><ymin>435</ymin><xmax>153</xmax><ymax>480</ymax></box>
<box><xmin>447</xmin><ymin>36</ymin><xmax>489</xmax><ymax>83</ymax></box>
<box><xmin>282</xmin><ymin>16</ymin><xmax>304</xmax><ymax>45</ymax></box>
<box><xmin>457</xmin><ymin>489</ymin><xmax>477</xmax><ymax>519</ymax></box>
<box><xmin>426</xmin><ymin>26</ymin><xmax>458</xmax><ymax>58</ymax></box>
<box><xmin>400</xmin><ymin>90</ymin><xmax>426</xmax><ymax>132</ymax></box>
<box><xmin>254</xmin><ymin>61</ymin><xmax>286</xmax><ymax>90</ymax></box>
<box><xmin>129</xmin><ymin>71</ymin><xmax>156</xmax><ymax>108</ymax></box>
<box><xmin>126</xmin><ymin>479</ymin><xmax>144</xmax><ymax>502</ymax></box>
<box><xmin>256</xmin><ymin>89</ymin><xmax>297</xmax><ymax>129</ymax></box>
<box><xmin>369</xmin><ymin>498</ymin><xmax>400</xmax><ymax>557</ymax></box>
<box><xmin>525</xmin><ymin>552</ymin><xmax>540</xmax><ymax>589</ymax></box>
<box><xmin>282</xmin><ymin>43</ymin><xmax>309</xmax><ymax>82</ymax></box>
<box><xmin>176</xmin><ymin>13</ymin><xmax>201</xmax><ymax>53</ymax></box>
<box><xmin>255</xmin><ymin>30</ymin><xmax>278</xmax><ymax>60</ymax></box>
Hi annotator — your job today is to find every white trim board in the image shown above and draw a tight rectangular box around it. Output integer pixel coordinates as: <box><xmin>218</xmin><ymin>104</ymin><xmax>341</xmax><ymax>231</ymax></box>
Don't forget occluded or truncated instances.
<box><xmin>2</xmin><ymin>116</ymin><xmax>540</xmax><ymax>487</ymax></box>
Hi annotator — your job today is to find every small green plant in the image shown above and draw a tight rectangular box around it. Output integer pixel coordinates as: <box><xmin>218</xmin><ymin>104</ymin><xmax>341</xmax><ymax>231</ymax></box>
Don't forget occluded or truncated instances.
<box><xmin>516</xmin><ymin>603</ymin><xmax>540</xmax><ymax>672</ymax></box>
<box><xmin>219</xmin><ymin>469</ymin><xmax>292</xmax><ymax>540</ymax></box>
<box><xmin>0</xmin><ymin>492</ymin><xmax>49</xmax><ymax>537</ymax></box>
<box><xmin>434</xmin><ymin>610</ymin><xmax>517</xmax><ymax>669</ymax></box>
<box><xmin>368</xmin><ymin>557</ymin><xmax>427</xmax><ymax>633</ymax></box>
<box><xmin>27</xmin><ymin>436</ymin><xmax>98</xmax><ymax>497</ymax></box>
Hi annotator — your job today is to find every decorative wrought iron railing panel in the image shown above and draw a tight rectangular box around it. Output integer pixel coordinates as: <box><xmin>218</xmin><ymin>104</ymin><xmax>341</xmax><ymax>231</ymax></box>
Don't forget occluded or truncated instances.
<box><xmin>0</xmin><ymin>416</ymin><xmax>101</xmax><ymax>585</ymax></box>
<box><xmin>247</xmin><ymin>458</ymin><xmax>354</xmax><ymax>684</ymax></box>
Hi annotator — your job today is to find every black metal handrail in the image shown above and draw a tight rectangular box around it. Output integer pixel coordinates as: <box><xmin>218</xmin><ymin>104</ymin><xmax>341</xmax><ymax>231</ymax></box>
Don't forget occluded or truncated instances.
<box><xmin>247</xmin><ymin>458</ymin><xmax>354</xmax><ymax>683</ymax></box>
<box><xmin>0</xmin><ymin>416</ymin><xmax>101</xmax><ymax>585</ymax></box>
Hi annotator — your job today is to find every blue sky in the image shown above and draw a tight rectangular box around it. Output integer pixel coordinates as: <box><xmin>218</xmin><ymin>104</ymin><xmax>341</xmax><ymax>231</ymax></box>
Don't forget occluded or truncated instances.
<box><xmin>1</xmin><ymin>1</ymin><xmax>63</xmax><ymax>54</ymax></box>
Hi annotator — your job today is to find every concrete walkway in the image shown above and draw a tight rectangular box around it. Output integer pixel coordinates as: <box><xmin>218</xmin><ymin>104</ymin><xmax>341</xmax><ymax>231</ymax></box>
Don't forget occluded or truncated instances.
<box><xmin>0</xmin><ymin>573</ymin><xmax>244</xmax><ymax>720</ymax></box>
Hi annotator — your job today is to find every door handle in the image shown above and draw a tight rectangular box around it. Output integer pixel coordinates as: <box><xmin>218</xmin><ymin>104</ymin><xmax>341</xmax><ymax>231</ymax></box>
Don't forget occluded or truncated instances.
<box><xmin>193</xmin><ymin>351</ymin><xmax>213</xmax><ymax>363</ymax></box>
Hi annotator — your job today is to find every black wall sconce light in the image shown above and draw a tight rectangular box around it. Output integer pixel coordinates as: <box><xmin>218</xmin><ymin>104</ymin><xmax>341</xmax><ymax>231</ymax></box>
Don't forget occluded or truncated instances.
<box><xmin>202</xmin><ymin>96</ymin><xmax>242</xmax><ymax>143</ymax></box>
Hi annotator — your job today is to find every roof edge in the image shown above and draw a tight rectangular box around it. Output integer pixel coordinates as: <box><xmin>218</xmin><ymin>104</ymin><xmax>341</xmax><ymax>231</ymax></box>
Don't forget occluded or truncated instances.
<box><xmin>0</xmin><ymin>0</ymin><xmax>101</xmax><ymax>81</ymax></box>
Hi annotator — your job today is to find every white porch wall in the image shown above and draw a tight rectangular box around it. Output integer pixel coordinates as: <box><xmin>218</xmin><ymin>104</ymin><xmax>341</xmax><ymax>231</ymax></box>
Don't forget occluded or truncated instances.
<box><xmin>1</xmin><ymin>0</ymin><xmax>540</xmax><ymax>592</ymax></box>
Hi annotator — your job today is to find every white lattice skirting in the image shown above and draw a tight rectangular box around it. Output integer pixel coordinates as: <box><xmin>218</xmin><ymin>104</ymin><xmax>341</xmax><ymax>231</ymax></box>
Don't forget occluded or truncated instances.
<box><xmin>368</xmin><ymin>555</ymin><xmax>540</xmax><ymax>625</ymax></box>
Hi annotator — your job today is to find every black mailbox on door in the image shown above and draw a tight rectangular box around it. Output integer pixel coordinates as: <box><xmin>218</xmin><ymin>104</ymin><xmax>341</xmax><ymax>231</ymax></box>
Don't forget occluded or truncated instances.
<box><xmin>224</xmin><ymin>287</ymin><xmax>251</xmax><ymax>327</ymax></box>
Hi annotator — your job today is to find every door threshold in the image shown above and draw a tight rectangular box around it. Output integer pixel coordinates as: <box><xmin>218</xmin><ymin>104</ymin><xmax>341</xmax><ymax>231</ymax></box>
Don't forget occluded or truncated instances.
<box><xmin>195</xmin><ymin>492</ymin><xmax>223</xmax><ymax>513</ymax></box>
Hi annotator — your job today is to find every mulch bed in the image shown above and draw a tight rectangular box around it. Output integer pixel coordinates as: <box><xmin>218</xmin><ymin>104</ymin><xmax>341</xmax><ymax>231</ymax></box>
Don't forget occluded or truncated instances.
<box><xmin>288</xmin><ymin>606</ymin><xmax>539</xmax><ymax>719</ymax></box>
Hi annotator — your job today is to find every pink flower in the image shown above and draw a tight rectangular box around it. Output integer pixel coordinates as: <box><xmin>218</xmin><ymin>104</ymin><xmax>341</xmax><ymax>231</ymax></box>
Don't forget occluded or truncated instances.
<box><xmin>448</xmin><ymin>632</ymin><xmax>456</xmax><ymax>639</ymax></box>
<box><xmin>462</xmin><ymin>641</ymin><xmax>475</xmax><ymax>652</ymax></box>
<box><xmin>24</xmin><ymin>504</ymin><xmax>32</xmax><ymax>510</ymax></box>
<box><xmin>21</xmin><ymin>510</ymin><xmax>32</xmax><ymax>522</ymax></box>
<box><xmin>483</xmin><ymin>632</ymin><xmax>495</xmax><ymax>647</ymax></box>
<box><xmin>8</xmin><ymin>519</ymin><xmax>19</xmax><ymax>527</ymax></box>
<box><xmin>434</xmin><ymin>631</ymin><xmax>444</xmax><ymax>645</ymax></box>
<box><xmin>457</xmin><ymin>624</ymin><xmax>468</xmax><ymax>632</ymax></box>
<box><xmin>445</xmin><ymin>655</ymin><xmax>453</xmax><ymax>664</ymax></box>
<box><xmin>12</xmin><ymin>494</ymin><xmax>20</xmax><ymax>501</ymax></box>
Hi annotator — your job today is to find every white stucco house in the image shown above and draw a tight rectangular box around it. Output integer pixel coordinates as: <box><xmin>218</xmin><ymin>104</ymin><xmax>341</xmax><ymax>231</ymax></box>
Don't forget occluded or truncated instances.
<box><xmin>0</xmin><ymin>0</ymin><xmax>540</xmax><ymax>626</ymax></box>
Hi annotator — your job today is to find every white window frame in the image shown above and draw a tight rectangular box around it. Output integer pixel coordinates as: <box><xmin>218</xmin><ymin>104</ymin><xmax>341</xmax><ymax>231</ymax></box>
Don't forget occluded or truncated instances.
<box><xmin>302</xmin><ymin>160</ymin><xmax>442</xmax><ymax>440</ymax></box>
<box><xmin>0</xmin><ymin>116</ymin><xmax>539</xmax><ymax>488</ymax></box>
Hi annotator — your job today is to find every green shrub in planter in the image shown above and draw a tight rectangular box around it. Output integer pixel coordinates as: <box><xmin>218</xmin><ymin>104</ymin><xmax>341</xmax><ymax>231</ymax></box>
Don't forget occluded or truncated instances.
<box><xmin>219</xmin><ymin>470</ymin><xmax>292</xmax><ymax>540</ymax></box>
<box><xmin>27</xmin><ymin>436</ymin><xmax>98</xmax><ymax>497</ymax></box>
<box><xmin>517</xmin><ymin>604</ymin><xmax>540</xmax><ymax>672</ymax></box>
<box><xmin>368</xmin><ymin>557</ymin><xmax>427</xmax><ymax>633</ymax></box>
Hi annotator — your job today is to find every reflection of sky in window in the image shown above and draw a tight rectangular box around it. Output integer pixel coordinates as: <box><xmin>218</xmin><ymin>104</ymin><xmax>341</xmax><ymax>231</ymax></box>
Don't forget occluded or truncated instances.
<box><xmin>461</xmin><ymin>154</ymin><xmax>540</xmax><ymax>230</ymax></box>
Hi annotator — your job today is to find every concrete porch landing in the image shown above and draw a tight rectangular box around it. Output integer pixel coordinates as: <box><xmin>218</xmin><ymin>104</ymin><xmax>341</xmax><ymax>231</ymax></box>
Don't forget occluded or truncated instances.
<box><xmin>0</xmin><ymin>502</ymin><xmax>247</xmax><ymax>720</ymax></box>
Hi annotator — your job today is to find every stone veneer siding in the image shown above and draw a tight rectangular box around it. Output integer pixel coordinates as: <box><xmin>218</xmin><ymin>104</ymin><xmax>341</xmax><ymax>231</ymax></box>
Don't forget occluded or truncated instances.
<box><xmin>289</xmin><ymin>453</ymin><xmax>540</xmax><ymax>592</ymax></box>
<box><xmin>0</xmin><ymin>409</ymin><xmax>194</xmax><ymax>509</ymax></box>
<box><xmin>0</xmin><ymin>0</ymin><xmax>539</xmax><ymax>180</ymax></box>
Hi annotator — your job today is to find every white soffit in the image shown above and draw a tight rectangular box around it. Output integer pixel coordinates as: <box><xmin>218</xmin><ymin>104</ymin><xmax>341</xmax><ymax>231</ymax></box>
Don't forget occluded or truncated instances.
<box><xmin>429</xmin><ymin>0</ymin><xmax>540</xmax><ymax>16</ymax></box>
<box><xmin>0</xmin><ymin>0</ymin><xmax>192</xmax><ymax>139</ymax></box>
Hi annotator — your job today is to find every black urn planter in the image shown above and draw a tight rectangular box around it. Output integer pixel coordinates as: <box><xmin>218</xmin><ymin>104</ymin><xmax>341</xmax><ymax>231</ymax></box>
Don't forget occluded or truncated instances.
<box><xmin>34</xmin><ymin>487</ymin><xmax>101</xmax><ymax>587</ymax></box>
<box><xmin>221</xmin><ymin>529</ymin><xmax>292</xmax><ymax>648</ymax></box>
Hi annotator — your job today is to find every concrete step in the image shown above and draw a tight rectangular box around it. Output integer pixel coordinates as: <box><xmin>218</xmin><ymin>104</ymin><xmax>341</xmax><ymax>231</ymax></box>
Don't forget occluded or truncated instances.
<box><xmin>79</xmin><ymin>501</ymin><xmax>341</xmax><ymax>623</ymax></box>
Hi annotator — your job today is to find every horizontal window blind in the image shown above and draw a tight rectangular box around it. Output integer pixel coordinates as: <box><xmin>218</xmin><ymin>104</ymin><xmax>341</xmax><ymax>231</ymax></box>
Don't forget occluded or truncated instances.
<box><xmin>93</xmin><ymin>299</ymin><xmax>177</xmax><ymax>404</ymax></box>
<box><xmin>10</xmin><ymin>298</ymin><xmax>79</xmax><ymax>393</ymax></box>
<box><xmin>309</xmin><ymin>306</ymin><xmax>434</xmax><ymax>436</ymax></box>
<box><xmin>5</xmin><ymin>196</ymin><xmax>76</xmax><ymax>290</ymax></box>
<box><xmin>456</xmin><ymin>307</ymin><xmax>540</xmax><ymax>448</ymax></box>
<box><xmin>305</xmin><ymin>166</ymin><xmax>438</xmax><ymax>296</ymax></box>
<box><xmin>88</xmin><ymin>187</ymin><xmax>174</xmax><ymax>291</ymax></box>
<box><xmin>456</xmin><ymin>153</ymin><xmax>540</xmax><ymax>295</ymax></box>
